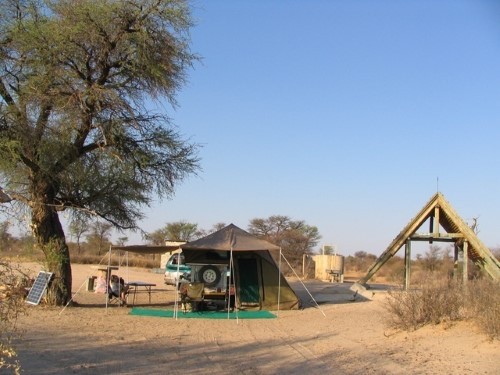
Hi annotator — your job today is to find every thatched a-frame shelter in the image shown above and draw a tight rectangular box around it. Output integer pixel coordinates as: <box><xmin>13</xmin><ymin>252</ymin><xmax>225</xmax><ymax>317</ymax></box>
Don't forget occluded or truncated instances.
<box><xmin>357</xmin><ymin>192</ymin><xmax>500</xmax><ymax>289</ymax></box>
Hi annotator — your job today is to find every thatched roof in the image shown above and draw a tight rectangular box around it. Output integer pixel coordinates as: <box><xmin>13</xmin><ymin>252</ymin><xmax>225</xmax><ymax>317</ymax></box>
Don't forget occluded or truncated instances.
<box><xmin>358</xmin><ymin>192</ymin><xmax>500</xmax><ymax>284</ymax></box>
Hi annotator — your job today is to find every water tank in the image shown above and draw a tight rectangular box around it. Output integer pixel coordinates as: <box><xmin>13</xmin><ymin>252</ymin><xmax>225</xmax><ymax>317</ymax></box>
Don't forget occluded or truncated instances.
<box><xmin>329</xmin><ymin>254</ymin><xmax>344</xmax><ymax>274</ymax></box>
<box><xmin>313</xmin><ymin>254</ymin><xmax>345</xmax><ymax>282</ymax></box>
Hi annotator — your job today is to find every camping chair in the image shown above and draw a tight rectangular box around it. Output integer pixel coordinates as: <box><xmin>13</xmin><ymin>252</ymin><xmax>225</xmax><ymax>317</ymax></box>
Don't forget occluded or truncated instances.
<box><xmin>180</xmin><ymin>282</ymin><xmax>204</xmax><ymax>313</ymax></box>
<box><xmin>108</xmin><ymin>288</ymin><xmax>121</xmax><ymax>305</ymax></box>
<box><xmin>108</xmin><ymin>275</ymin><xmax>129</xmax><ymax>307</ymax></box>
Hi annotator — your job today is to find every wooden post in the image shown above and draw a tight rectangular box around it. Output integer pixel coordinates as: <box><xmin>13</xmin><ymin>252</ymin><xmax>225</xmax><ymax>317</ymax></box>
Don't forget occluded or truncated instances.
<box><xmin>454</xmin><ymin>242</ymin><xmax>467</xmax><ymax>282</ymax></box>
<box><xmin>404</xmin><ymin>239</ymin><xmax>411</xmax><ymax>290</ymax></box>
<box><xmin>453</xmin><ymin>243</ymin><xmax>459</xmax><ymax>281</ymax></box>
<box><xmin>462</xmin><ymin>240</ymin><xmax>468</xmax><ymax>284</ymax></box>
<box><xmin>433</xmin><ymin>206</ymin><xmax>440</xmax><ymax>235</ymax></box>
<box><xmin>302</xmin><ymin>254</ymin><xmax>306</xmax><ymax>277</ymax></box>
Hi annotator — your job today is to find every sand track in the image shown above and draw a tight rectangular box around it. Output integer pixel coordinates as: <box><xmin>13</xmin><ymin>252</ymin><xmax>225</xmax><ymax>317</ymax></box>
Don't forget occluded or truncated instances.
<box><xmin>11</xmin><ymin>263</ymin><xmax>499</xmax><ymax>374</ymax></box>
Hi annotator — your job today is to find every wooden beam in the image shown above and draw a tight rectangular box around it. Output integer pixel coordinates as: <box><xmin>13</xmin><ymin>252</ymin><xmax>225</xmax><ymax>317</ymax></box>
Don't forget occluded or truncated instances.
<box><xmin>463</xmin><ymin>240</ymin><xmax>468</xmax><ymax>284</ymax></box>
<box><xmin>429</xmin><ymin>216</ymin><xmax>434</xmax><ymax>244</ymax></box>
<box><xmin>410</xmin><ymin>233</ymin><xmax>462</xmax><ymax>242</ymax></box>
<box><xmin>404</xmin><ymin>239</ymin><xmax>411</xmax><ymax>291</ymax></box>
<box><xmin>357</xmin><ymin>194</ymin><xmax>441</xmax><ymax>285</ymax></box>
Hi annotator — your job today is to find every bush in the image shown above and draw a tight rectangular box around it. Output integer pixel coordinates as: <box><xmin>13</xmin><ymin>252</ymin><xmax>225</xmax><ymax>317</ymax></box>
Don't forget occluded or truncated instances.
<box><xmin>0</xmin><ymin>262</ymin><xmax>31</xmax><ymax>374</ymax></box>
<box><xmin>385</xmin><ymin>277</ymin><xmax>464</xmax><ymax>331</ymax></box>
<box><xmin>385</xmin><ymin>275</ymin><xmax>499</xmax><ymax>339</ymax></box>
<box><xmin>465</xmin><ymin>279</ymin><xmax>500</xmax><ymax>339</ymax></box>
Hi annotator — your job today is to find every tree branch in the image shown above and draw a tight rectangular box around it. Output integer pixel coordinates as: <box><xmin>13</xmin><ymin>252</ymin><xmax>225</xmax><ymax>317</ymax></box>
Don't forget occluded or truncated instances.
<box><xmin>0</xmin><ymin>78</ymin><xmax>16</xmax><ymax>107</ymax></box>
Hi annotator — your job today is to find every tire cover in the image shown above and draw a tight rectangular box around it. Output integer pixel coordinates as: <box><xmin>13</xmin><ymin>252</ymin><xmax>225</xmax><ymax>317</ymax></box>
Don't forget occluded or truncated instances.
<box><xmin>198</xmin><ymin>265</ymin><xmax>221</xmax><ymax>287</ymax></box>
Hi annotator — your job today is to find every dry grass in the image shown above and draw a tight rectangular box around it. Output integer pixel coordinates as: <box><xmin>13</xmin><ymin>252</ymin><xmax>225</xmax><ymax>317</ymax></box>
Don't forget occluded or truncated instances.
<box><xmin>465</xmin><ymin>278</ymin><xmax>500</xmax><ymax>339</ymax></box>
<box><xmin>71</xmin><ymin>253</ymin><xmax>159</xmax><ymax>269</ymax></box>
<box><xmin>385</xmin><ymin>275</ymin><xmax>499</xmax><ymax>339</ymax></box>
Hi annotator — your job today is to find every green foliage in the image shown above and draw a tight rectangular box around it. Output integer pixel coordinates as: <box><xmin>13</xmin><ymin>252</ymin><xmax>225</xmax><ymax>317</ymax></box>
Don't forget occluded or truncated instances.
<box><xmin>38</xmin><ymin>239</ymin><xmax>70</xmax><ymax>305</ymax></box>
<box><xmin>116</xmin><ymin>236</ymin><xmax>128</xmax><ymax>246</ymax></box>
<box><xmin>146</xmin><ymin>227</ymin><xmax>170</xmax><ymax>245</ymax></box>
<box><xmin>248</xmin><ymin>215</ymin><xmax>321</xmax><ymax>271</ymax></box>
<box><xmin>163</xmin><ymin>221</ymin><xmax>200</xmax><ymax>242</ymax></box>
<box><xmin>321</xmin><ymin>245</ymin><xmax>335</xmax><ymax>255</ymax></box>
<box><xmin>41</xmin><ymin>239</ymin><xmax>68</xmax><ymax>273</ymax></box>
<box><xmin>147</xmin><ymin>221</ymin><xmax>203</xmax><ymax>244</ymax></box>
<box><xmin>0</xmin><ymin>0</ymin><xmax>199</xmax><ymax>304</ymax></box>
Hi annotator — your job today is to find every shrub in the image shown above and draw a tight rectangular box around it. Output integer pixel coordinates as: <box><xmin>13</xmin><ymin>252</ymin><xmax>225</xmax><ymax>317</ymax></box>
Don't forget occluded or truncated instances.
<box><xmin>465</xmin><ymin>279</ymin><xmax>500</xmax><ymax>339</ymax></box>
<box><xmin>0</xmin><ymin>261</ymin><xmax>31</xmax><ymax>374</ymax></box>
<box><xmin>385</xmin><ymin>275</ymin><xmax>500</xmax><ymax>339</ymax></box>
<box><xmin>385</xmin><ymin>276</ymin><xmax>465</xmax><ymax>331</ymax></box>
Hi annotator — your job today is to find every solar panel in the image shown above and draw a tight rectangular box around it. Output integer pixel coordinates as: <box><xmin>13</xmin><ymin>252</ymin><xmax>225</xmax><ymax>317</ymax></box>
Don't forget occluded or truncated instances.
<box><xmin>26</xmin><ymin>271</ymin><xmax>53</xmax><ymax>305</ymax></box>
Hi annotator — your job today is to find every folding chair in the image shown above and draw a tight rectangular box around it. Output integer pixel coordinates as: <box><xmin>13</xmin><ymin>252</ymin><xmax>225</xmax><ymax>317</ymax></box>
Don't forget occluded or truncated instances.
<box><xmin>108</xmin><ymin>287</ymin><xmax>121</xmax><ymax>305</ymax></box>
<box><xmin>108</xmin><ymin>275</ymin><xmax>128</xmax><ymax>306</ymax></box>
<box><xmin>180</xmin><ymin>282</ymin><xmax>204</xmax><ymax>313</ymax></box>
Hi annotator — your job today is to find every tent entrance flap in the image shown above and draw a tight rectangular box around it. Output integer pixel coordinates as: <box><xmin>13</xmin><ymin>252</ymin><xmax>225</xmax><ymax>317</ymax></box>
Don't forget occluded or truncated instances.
<box><xmin>238</xmin><ymin>258</ymin><xmax>260</xmax><ymax>304</ymax></box>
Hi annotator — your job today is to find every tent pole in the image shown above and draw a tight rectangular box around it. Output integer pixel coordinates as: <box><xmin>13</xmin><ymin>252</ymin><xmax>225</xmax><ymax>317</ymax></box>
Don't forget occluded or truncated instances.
<box><xmin>278</xmin><ymin>247</ymin><xmax>282</xmax><ymax>316</ymax></box>
<box><xmin>173</xmin><ymin>252</ymin><xmax>181</xmax><ymax>319</ymax></box>
<box><xmin>106</xmin><ymin>244</ymin><xmax>112</xmax><ymax>312</ymax></box>
<box><xmin>59</xmin><ymin>277</ymin><xmax>87</xmax><ymax>315</ymax></box>
<box><xmin>228</xmin><ymin>249</ymin><xmax>233</xmax><ymax>319</ymax></box>
<box><xmin>230</xmin><ymin>248</ymin><xmax>239</xmax><ymax>323</ymax></box>
<box><xmin>281</xmin><ymin>252</ymin><xmax>326</xmax><ymax>317</ymax></box>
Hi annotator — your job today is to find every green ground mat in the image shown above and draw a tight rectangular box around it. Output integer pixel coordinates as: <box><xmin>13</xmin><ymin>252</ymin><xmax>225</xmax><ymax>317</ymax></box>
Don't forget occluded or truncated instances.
<box><xmin>129</xmin><ymin>307</ymin><xmax>276</xmax><ymax>319</ymax></box>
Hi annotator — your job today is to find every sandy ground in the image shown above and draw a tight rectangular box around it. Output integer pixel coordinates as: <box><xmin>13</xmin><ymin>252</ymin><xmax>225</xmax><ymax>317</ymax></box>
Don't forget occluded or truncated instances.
<box><xmin>11</xmin><ymin>263</ymin><xmax>499</xmax><ymax>375</ymax></box>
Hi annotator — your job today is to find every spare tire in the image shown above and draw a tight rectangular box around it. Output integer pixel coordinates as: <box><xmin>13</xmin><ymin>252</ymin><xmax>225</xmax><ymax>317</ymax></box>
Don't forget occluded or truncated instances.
<box><xmin>198</xmin><ymin>265</ymin><xmax>221</xmax><ymax>287</ymax></box>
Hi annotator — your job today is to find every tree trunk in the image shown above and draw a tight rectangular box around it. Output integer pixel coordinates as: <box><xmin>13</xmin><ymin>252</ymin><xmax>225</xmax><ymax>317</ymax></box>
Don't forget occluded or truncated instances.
<box><xmin>30</xmin><ymin>176</ymin><xmax>72</xmax><ymax>306</ymax></box>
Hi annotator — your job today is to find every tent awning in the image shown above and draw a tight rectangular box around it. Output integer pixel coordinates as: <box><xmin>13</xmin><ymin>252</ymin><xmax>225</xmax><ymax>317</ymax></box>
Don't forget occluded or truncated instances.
<box><xmin>110</xmin><ymin>245</ymin><xmax>180</xmax><ymax>254</ymax></box>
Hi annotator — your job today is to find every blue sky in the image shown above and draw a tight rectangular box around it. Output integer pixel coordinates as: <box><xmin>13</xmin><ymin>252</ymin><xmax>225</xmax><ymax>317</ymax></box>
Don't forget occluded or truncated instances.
<box><xmin>133</xmin><ymin>1</ymin><xmax>499</xmax><ymax>255</ymax></box>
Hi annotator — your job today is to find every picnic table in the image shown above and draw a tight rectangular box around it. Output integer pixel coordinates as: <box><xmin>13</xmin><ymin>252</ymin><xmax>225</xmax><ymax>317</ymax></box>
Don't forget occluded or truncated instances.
<box><xmin>126</xmin><ymin>281</ymin><xmax>156</xmax><ymax>306</ymax></box>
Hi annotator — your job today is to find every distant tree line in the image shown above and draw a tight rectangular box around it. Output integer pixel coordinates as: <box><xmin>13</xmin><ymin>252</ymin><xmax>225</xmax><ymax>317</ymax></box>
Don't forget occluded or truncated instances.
<box><xmin>146</xmin><ymin>216</ymin><xmax>321</xmax><ymax>273</ymax></box>
<box><xmin>2</xmin><ymin>217</ymin><xmax>498</xmax><ymax>279</ymax></box>
<box><xmin>0</xmin><ymin>215</ymin><xmax>321</xmax><ymax>273</ymax></box>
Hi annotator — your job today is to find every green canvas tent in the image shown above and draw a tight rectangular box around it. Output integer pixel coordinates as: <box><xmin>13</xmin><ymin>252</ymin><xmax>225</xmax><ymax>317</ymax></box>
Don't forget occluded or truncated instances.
<box><xmin>181</xmin><ymin>224</ymin><xmax>300</xmax><ymax>310</ymax></box>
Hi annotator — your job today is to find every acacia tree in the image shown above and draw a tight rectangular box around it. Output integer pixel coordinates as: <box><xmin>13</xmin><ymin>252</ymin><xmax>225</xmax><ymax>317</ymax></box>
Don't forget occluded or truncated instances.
<box><xmin>211</xmin><ymin>222</ymin><xmax>227</xmax><ymax>233</ymax></box>
<box><xmin>0</xmin><ymin>0</ymin><xmax>199</xmax><ymax>305</ymax></box>
<box><xmin>68</xmin><ymin>217</ymin><xmax>89</xmax><ymax>255</ymax></box>
<box><xmin>248</xmin><ymin>215</ymin><xmax>321</xmax><ymax>269</ymax></box>
<box><xmin>146</xmin><ymin>227</ymin><xmax>170</xmax><ymax>246</ymax></box>
<box><xmin>86</xmin><ymin>221</ymin><xmax>113</xmax><ymax>256</ymax></box>
<box><xmin>164</xmin><ymin>220</ymin><xmax>200</xmax><ymax>241</ymax></box>
<box><xmin>147</xmin><ymin>220</ymin><xmax>200</xmax><ymax>244</ymax></box>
